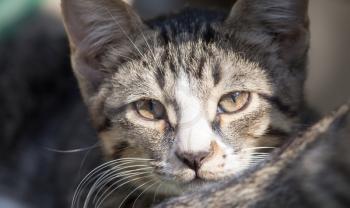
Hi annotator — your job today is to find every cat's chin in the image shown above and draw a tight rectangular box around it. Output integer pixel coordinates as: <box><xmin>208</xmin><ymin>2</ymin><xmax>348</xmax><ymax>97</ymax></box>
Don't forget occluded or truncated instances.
<box><xmin>157</xmin><ymin>176</ymin><xmax>225</xmax><ymax>195</ymax></box>
<box><xmin>182</xmin><ymin>178</ymin><xmax>219</xmax><ymax>192</ymax></box>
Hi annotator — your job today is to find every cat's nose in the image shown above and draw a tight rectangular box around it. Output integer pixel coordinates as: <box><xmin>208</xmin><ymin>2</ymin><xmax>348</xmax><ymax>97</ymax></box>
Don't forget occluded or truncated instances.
<box><xmin>176</xmin><ymin>151</ymin><xmax>211</xmax><ymax>172</ymax></box>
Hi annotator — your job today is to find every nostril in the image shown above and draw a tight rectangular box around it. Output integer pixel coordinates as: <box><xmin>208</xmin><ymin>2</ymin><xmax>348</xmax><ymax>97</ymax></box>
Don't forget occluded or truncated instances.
<box><xmin>176</xmin><ymin>151</ymin><xmax>210</xmax><ymax>172</ymax></box>
<box><xmin>182</xmin><ymin>157</ymin><xmax>196</xmax><ymax>170</ymax></box>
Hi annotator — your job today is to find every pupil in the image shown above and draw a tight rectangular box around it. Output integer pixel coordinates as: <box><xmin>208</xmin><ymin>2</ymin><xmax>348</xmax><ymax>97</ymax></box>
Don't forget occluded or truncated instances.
<box><xmin>231</xmin><ymin>92</ymin><xmax>240</xmax><ymax>102</ymax></box>
<box><xmin>149</xmin><ymin>101</ymin><xmax>154</xmax><ymax>112</ymax></box>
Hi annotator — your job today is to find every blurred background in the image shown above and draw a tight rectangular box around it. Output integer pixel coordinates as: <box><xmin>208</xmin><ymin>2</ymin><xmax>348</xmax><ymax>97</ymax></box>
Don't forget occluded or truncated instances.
<box><xmin>0</xmin><ymin>0</ymin><xmax>349</xmax><ymax>208</ymax></box>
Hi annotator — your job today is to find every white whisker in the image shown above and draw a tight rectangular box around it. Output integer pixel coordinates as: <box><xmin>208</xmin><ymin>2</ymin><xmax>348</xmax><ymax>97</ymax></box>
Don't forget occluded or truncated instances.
<box><xmin>152</xmin><ymin>183</ymin><xmax>162</xmax><ymax>206</ymax></box>
<box><xmin>118</xmin><ymin>179</ymin><xmax>154</xmax><ymax>208</ymax></box>
<box><xmin>84</xmin><ymin>172</ymin><xmax>148</xmax><ymax>208</ymax></box>
<box><xmin>93</xmin><ymin>167</ymin><xmax>153</xmax><ymax>204</ymax></box>
<box><xmin>95</xmin><ymin>172</ymin><xmax>152</xmax><ymax>208</ymax></box>
<box><xmin>44</xmin><ymin>142</ymin><xmax>100</xmax><ymax>154</ymax></box>
<box><xmin>92</xmin><ymin>164</ymin><xmax>152</xmax><ymax>192</ymax></box>
<box><xmin>250</xmin><ymin>156</ymin><xmax>268</xmax><ymax>159</ymax></box>
<box><xmin>71</xmin><ymin>158</ymin><xmax>153</xmax><ymax>208</ymax></box>
<box><xmin>242</xmin><ymin>147</ymin><xmax>276</xmax><ymax>151</ymax></box>
<box><xmin>132</xmin><ymin>181</ymin><xmax>159</xmax><ymax>208</ymax></box>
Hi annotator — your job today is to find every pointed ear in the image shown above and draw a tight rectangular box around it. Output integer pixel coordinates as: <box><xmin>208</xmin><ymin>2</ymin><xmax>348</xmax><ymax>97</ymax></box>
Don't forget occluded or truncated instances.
<box><xmin>226</xmin><ymin>0</ymin><xmax>309</xmax><ymax>68</ymax></box>
<box><xmin>61</xmin><ymin>0</ymin><xmax>145</xmax><ymax>101</ymax></box>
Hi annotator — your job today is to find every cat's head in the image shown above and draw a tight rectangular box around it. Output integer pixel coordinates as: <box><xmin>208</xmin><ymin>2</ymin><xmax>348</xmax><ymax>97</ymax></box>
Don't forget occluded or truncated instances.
<box><xmin>62</xmin><ymin>0</ymin><xmax>309</xmax><ymax>193</ymax></box>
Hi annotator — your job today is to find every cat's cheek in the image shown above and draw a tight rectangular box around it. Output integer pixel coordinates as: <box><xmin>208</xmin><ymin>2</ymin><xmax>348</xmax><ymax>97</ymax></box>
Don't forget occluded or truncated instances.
<box><xmin>98</xmin><ymin>130</ymin><xmax>121</xmax><ymax>156</ymax></box>
<box><xmin>125</xmin><ymin>106</ymin><xmax>168</xmax><ymax>132</ymax></box>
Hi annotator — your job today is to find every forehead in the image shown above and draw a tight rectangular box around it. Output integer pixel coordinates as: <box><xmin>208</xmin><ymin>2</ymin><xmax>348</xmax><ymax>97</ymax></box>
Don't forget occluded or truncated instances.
<box><xmin>102</xmin><ymin>10</ymin><xmax>273</xmax><ymax>108</ymax></box>
<box><xmin>104</xmin><ymin>38</ymin><xmax>271</xmax><ymax>110</ymax></box>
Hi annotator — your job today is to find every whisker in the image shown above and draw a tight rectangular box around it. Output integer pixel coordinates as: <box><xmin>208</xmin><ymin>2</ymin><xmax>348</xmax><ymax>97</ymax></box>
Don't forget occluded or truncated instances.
<box><xmin>250</xmin><ymin>157</ymin><xmax>268</xmax><ymax>160</ymax></box>
<box><xmin>78</xmin><ymin>148</ymin><xmax>94</xmax><ymax>179</ymax></box>
<box><xmin>250</xmin><ymin>152</ymin><xmax>271</xmax><ymax>154</ymax></box>
<box><xmin>80</xmin><ymin>164</ymin><xmax>151</xmax><ymax>206</ymax></box>
<box><xmin>241</xmin><ymin>147</ymin><xmax>276</xmax><ymax>151</ymax></box>
<box><xmin>250</xmin><ymin>154</ymin><xmax>270</xmax><ymax>157</ymax></box>
<box><xmin>92</xmin><ymin>164</ymin><xmax>152</xmax><ymax>191</ymax></box>
<box><xmin>96</xmin><ymin>174</ymin><xmax>153</xmax><ymax>208</ymax></box>
<box><xmin>72</xmin><ymin>158</ymin><xmax>153</xmax><ymax>208</ymax></box>
<box><xmin>73</xmin><ymin>161</ymin><xmax>131</xmax><ymax>207</ymax></box>
<box><xmin>92</xmin><ymin>166</ymin><xmax>153</xmax><ymax>204</ymax></box>
<box><xmin>251</xmin><ymin>154</ymin><xmax>269</xmax><ymax>156</ymax></box>
<box><xmin>152</xmin><ymin>183</ymin><xmax>162</xmax><ymax>206</ymax></box>
<box><xmin>132</xmin><ymin>181</ymin><xmax>159</xmax><ymax>208</ymax></box>
<box><xmin>118</xmin><ymin>179</ymin><xmax>154</xmax><ymax>208</ymax></box>
<box><xmin>250</xmin><ymin>156</ymin><xmax>268</xmax><ymax>159</ymax></box>
<box><xmin>249</xmin><ymin>159</ymin><xmax>266</xmax><ymax>164</ymax></box>
<box><xmin>44</xmin><ymin>142</ymin><xmax>100</xmax><ymax>154</ymax></box>
<box><xmin>94</xmin><ymin>172</ymin><xmax>151</xmax><ymax>208</ymax></box>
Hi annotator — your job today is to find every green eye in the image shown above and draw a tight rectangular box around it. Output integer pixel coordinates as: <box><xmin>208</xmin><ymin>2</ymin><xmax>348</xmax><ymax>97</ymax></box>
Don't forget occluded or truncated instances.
<box><xmin>135</xmin><ymin>99</ymin><xmax>166</xmax><ymax>120</ymax></box>
<box><xmin>218</xmin><ymin>92</ymin><xmax>250</xmax><ymax>114</ymax></box>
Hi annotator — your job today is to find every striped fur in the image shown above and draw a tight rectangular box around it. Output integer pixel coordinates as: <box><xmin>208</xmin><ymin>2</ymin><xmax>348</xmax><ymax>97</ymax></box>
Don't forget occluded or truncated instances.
<box><xmin>62</xmin><ymin>0</ymin><xmax>309</xmax><ymax>206</ymax></box>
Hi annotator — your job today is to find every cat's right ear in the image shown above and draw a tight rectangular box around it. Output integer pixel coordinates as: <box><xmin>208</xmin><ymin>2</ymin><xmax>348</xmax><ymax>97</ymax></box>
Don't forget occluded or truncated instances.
<box><xmin>61</xmin><ymin>0</ymin><xmax>145</xmax><ymax>101</ymax></box>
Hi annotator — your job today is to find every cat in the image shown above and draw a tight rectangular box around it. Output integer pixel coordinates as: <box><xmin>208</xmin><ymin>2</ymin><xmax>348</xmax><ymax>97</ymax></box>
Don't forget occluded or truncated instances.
<box><xmin>61</xmin><ymin>0</ymin><xmax>309</xmax><ymax>207</ymax></box>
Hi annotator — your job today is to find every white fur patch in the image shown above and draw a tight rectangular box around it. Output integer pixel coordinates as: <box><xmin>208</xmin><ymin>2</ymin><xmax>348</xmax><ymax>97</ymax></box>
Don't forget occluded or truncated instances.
<box><xmin>175</xmin><ymin>72</ymin><xmax>214</xmax><ymax>153</ymax></box>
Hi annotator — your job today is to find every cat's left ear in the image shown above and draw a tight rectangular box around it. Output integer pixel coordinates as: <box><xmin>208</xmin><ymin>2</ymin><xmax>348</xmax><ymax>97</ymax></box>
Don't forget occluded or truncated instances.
<box><xmin>226</xmin><ymin>0</ymin><xmax>309</xmax><ymax>69</ymax></box>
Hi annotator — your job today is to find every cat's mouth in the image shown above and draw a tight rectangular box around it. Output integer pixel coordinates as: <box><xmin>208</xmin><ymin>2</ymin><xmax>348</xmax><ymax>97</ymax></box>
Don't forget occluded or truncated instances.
<box><xmin>153</xmin><ymin>170</ymin><xmax>231</xmax><ymax>194</ymax></box>
<box><xmin>152</xmin><ymin>164</ymin><xmax>235</xmax><ymax>192</ymax></box>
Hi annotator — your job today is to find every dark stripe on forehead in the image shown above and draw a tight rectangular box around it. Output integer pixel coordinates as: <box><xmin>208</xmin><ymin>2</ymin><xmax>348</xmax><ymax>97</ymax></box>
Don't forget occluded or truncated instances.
<box><xmin>155</xmin><ymin>67</ymin><xmax>165</xmax><ymax>89</ymax></box>
<box><xmin>195</xmin><ymin>57</ymin><xmax>206</xmax><ymax>79</ymax></box>
<box><xmin>202</xmin><ymin>24</ymin><xmax>216</xmax><ymax>43</ymax></box>
<box><xmin>148</xmin><ymin>8</ymin><xmax>225</xmax><ymax>37</ymax></box>
<box><xmin>259</xmin><ymin>94</ymin><xmax>298</xmax><ymax>118</ymax></box>
<box><xmin>212</xmin><ymin>61</ymin><xmax>222</xmax><ymax>86</ymax></box>
<box><xmin>168</xmin><ymin>61</ymin><xmax>177</xmax><ymax>76</ymax></box>
<box><xmin>160</xmin><ymin>28</ymin><xmax>170</xmax><ymax>44</ymax></box>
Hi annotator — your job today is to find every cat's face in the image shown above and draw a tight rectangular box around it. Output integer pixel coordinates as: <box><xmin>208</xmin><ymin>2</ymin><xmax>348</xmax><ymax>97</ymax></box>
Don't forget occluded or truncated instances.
<box><xmin>62</xmin><ymin>0</ymin><xmax>309</xmax><ymax>194</ymax></box>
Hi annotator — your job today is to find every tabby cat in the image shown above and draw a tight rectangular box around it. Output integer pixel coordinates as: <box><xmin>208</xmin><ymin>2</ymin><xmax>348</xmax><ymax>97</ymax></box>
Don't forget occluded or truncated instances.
<box><xmin>61</xmin><ymin>0</ymin><xmax>309</xmax><ymax>207</ymax></box>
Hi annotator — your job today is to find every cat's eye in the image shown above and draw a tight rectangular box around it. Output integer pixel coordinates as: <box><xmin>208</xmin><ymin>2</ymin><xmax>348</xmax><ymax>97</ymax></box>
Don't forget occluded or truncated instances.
<box><xmin>218</xmin><ymin>92</ymin><xmax>250</xmax><ymax>114</ymax></box>
<box><xmin>134</xmin><ymin>99</ymin><xmax>166</xmax><ymax>120</ymax></box>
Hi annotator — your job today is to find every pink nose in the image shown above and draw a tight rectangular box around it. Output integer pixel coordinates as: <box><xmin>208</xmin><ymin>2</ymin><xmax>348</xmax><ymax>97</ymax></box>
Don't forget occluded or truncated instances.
<box><xmin>175</xmin><ymin>151</ymin><xmax>210</xmax><ymax>172</ymax></box>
